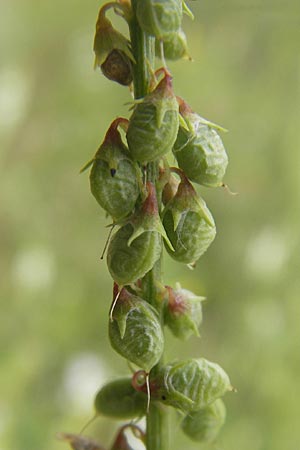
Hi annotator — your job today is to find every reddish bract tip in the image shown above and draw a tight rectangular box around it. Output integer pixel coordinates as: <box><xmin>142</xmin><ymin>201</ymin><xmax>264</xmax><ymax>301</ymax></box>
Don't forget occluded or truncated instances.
<box><xmin>176</xmin><ymin>96</ymin><xmax>193</xmax><ymax>116</ymax></box>
<box><xmin>142</xmin><ymin>182</ymin><xmax>159</xmax><ymax>216</ymax></box>
<box><xmin>104</xmin><ymin>117</ymin><xmax>129</xmax><ymax>145</ymax></box>
<box><xmin>166</xmin><ymin>286</ymin><xmax>187</xmax><ymax>315</ymax></box>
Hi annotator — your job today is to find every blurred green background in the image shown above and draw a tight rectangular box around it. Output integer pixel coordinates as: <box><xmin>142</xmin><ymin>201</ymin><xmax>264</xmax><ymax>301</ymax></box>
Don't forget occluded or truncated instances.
<box><xmin>1</xmin><ymin>0</ymin><xmax>300</xmax><ymax>449</ymax></box>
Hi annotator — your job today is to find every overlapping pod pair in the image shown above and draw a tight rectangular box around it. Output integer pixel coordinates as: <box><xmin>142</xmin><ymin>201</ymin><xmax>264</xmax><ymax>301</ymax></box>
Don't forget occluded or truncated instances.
<box><xmin>163</xmin><ymin>169</ymin><xmax>216</xmax><ymax>264</ymax></box>
<box><xmin>107</xmin><ymin>182</ymin><xmax>171</xmax><ymax>285</ymax></box>
<box><xmin>174</xmin><ymin>97</ymin><xmax>229</xmax><ymax>187</ymax></box>
<box><xmin>133</xmin><ymin>358</ymin><xmax>231</xmax><ymax>413</ymax></box>
<box><xmin>87</xmin><ymin>118</ymin><xmax>140</xmax><ymax>221</ymax></box>
<box><xmin>109</xmin><ymin>287</ymin><xmax>164</xmax><ymax>372</ymax></box>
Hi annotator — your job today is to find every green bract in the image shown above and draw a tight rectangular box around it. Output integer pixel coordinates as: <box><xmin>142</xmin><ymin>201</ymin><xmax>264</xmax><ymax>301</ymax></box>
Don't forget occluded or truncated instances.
<box><xmin>163</xmin><ymin>171</ymin><xmax>216</xmax><ymax>264</ymax></box>
<box><xmin>136</xmin><ymin>0</ymin><xmax>182</xmax><ymax>40</ymax></box>
<box><xmin>174</xmin><ymin>98</ymin><xmax>228</xmax><ymax>187</ymax></box>
<box><xmin>164</xmin><ymin>284</ymin><xmax>204</xmax><ymax>340</ymax></box>
<box><xmin>89</xmin><ymin>119</ymin><xmax>139</xmax><ymax>221</ymax></box>
<box><xmin>126</xmin><ymin>71</ymin><xmax>179</xmax><ymax>164</ymax></box>
<box><xmin>156</xmin><ymin>30</ymin><xmax>189</xmax><ymax>60</ymax></box>
<box><xmin>107</xmin><ymin>183</ymin><xmax>168</xmax><ymax>285</ymax></box>
<box><xmin>181</xmin><ymin>398</ymin><xmax>226</xmax><ymax>443</ymax></box>
<box><xmin>94</xmin><ymin>377</ymin><xmax>147</xmax><ymax>419</ymax></box>
<box><xmin>107</xmin><ymin>224</ymin><xmax>162</xmax><ymax>285</ymax></box>
<box><xmin>109</xmin><ymin>288</ymin><xmax>164</xmax><ymax>371</ymax></box>
<box><xmin>152</xmin><ymin>358</ymin><xmax>231</xmax><ymax>412</ymax></box>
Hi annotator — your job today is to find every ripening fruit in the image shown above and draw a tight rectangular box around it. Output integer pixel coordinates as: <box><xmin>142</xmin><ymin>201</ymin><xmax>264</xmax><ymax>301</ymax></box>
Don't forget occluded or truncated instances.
<box><xmin>164</xmin><ymin>284</ymin><xmax>204</xmax><ymax>340</ymax></box>
<box><xmin>151</xmin><ymin>358</ymin><xmax>231</xmax><ymax>413</ymax></box>
<box><xmin>136</xmin><ymin>0</ymin><xmax>182</xmax><ymax>40</ymax></box>
<box><xmin>174</xmin><ymin>97</ymin><xmax>228</xmax><ymax>187</ymax></box>
<box><xmin>94</xmin><ymin>377</ymin><xmax>147</xmax><ymax>419</ymax></box>
<box><xmin>109</xmin><ymin>288</ymin><xmax>164</xmax><ymax>371</ymax></box>
<box><xmin>89</xmin><ymin>118</ymin><xmax>140</xmax><ymax>221</ymax></box>
<box><xmin>156</xmin><ymin>30</ymin><xmax>190</xmax><ymax>61</ymax></box>
<box><xmin>163</xmin><ymin>169</ymin><xmax>216</xmax><ymax>264</ymax></box>
<box><xmin>94</xmin><ymin>6</ymin><xmax>134</xmax><ymax>85</ymax></box>
<box><xmin>126</xmin><ymin>70</ymin><xmax>179</xmax><ymax>164</ymax></box>
<box><xmin>107</xmin><ymin>182</ymin><xmax>169</xmax><ymax>285</ymax></box>
<box><xmin>181</xmin><ymin>398</ymin><xmax>226</xmax><ymax>443</ymax></box>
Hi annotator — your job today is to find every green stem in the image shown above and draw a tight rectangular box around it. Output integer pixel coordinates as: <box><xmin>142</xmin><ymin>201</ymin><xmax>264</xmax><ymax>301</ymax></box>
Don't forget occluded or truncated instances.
<box><xmin>129</xmin><ymin>0</ymin><xmax>155</xmax><ymax>99</ymax></box>
<box><xmin>128</xmin><ymin>4</ymin><xmax>168</xmax><ymax>450</ymax></box>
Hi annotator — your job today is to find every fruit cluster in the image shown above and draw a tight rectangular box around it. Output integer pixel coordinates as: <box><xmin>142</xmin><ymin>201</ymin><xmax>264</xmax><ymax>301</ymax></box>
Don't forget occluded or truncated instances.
<box><xmin>63</xmin><ymin>2</ymin><xmax>233</xmax><ymax>449</ymax></box>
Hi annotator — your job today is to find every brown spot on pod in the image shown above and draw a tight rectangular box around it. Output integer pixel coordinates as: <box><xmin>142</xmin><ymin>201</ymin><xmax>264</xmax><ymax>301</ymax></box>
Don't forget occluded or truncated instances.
<box><xmin>164</xmin><ymin>284</ymin><xmax>205</xmax><ymax>340</ymax></box>
<box><xmin>89</xmin><ymin>118</ymin><xmax>140</xmax><ymax>221</ymax></box>
<box><xmin>162</xmin><ymin>169</ymin><xmax>216</xmax><ymax>264</ymax></box>
<box><xmin>136</xmin><ymin>0</ymin><xmax>183</xmax><ymax>40</ymax></box>
<box><xmin>181</xmin><ymin>398</ymin><xmax>226</xmax><ymax>443</ymax></box>
<box><xmin>174</xmin><ymin>97</ymin><xmax>228</xmax><ymax>187</ymax></box>
<box><xmin>101</xmin><ymin>49</ymin><xmax>133</xmax><ymax>86</ymax></box>
<box><xmin>109</xmin><ymin>287</ymin><xmax>164</xmax><ymax>371</ymax></box>
<box><xmin>126</xmin><ymin>70</ymin><xmax>179</xmax><ymax>164</ymax></box>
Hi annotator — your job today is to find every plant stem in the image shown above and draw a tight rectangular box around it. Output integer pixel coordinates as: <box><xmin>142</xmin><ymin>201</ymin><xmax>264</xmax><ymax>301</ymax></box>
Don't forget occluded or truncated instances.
<box><xmin>128</xmin><ymin>3</ymin><xmax>168</xmax><ymax>450</ymax></box>
<box><xmin>129</xmin><ymin>0</ymin><xmax>154</xmax><ymax>99</ymax></box>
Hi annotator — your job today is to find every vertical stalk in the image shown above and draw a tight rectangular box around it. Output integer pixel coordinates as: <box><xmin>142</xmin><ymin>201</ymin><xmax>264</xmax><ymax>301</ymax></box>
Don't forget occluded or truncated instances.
<box><xmin>128</xmin><ymin>3</ymin><xmax>168</xmax><ymax>450</ymax></box>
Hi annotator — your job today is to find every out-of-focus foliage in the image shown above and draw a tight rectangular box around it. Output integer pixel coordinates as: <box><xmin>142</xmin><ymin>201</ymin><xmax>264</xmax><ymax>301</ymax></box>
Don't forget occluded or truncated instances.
<box><xmin>1</xmin><ymin>1</ymin><xmax>300</xmax><ymax>449</ymax></box>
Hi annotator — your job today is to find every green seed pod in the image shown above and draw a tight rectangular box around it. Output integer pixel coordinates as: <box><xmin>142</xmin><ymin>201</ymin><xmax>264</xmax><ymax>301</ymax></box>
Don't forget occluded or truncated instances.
<box><xmin>164</xmin><ymin>284</ymin><xmax>204</xmax><ymax>340</ymax></box>
<box><xmin>89</xmin><ymin>118</ymin><xmax>140</xmax><ymax>221</ymax></box>
<box><xmin>126</xmin><ymin>70</ymin><xmax>179</xmax><ymax>164</ymax></box>
<box><xmin>156</xmin><ymin>30</ymin><xmax>190</xmax><ymax>61</ymax></box>
<box><xmin>109</xmin><ymin>287</ymin><xmax>164</xmax><ymax>371</ymax></box>
<box><xmin>181</xmin><ymin>398</ymin><xmax>226</xmax><ymax>443</ymax></box>
<box><xmin>149</xmin><ymin>358</ymin><xmax>232</xmax><ymax>413</ymax></box>
<box><xmin>174</xmin><ymin>97</ymin><xmax>228</xmax><ymax>187</ymax></box>
<box><xmin>94</xmin><ymin>377</ymin><xmax>147</xmax><ymax>419</ymax></box>
<box><xmin>107</xmin><ymin>182</ymin><xmax>170</xmax><ymax>285</ymax></box>
<box><xmin>57</xmin><ymin>433</ymin><xmax>105</xmax><ymax>450</ymax></box>
<box><xmin>93</xmin><ymin>6</ymin><xmax>134</xmax><ymax>85</ymax></box>
<box><xmin>136</xmin><ymin>0</ymin><xmax>182</xmax><ymax>40</ymax></box>
<box><xmin>163</xmin><ymin>169</ymin><xmax>216</xmax><ymax>264</ymax></box>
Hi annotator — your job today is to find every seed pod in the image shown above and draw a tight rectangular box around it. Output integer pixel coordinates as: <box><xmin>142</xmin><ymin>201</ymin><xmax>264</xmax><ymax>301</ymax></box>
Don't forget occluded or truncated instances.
<box><xmin>162</xmin><ymin>169</ymin><xmax>216</xmax><ymax>264</ymax></box>
<box><xmin>181</xmin><ymin>398</ymin><xmax>226</xmax><ymax>443</ymax></box>
<box><xmin>109</xmin><ymin>287</ymin><xmax>164</xmax><ymax>371</ymax></box>
<box><xmin>156</xmin><ymin>30</ymin><xmax>190</xmax><ymax>61</ymax></box>
<box><xmin>101</xmin><ymin>49</ymin><xmax>133</xmax><ymax>86</ymax></box>
<box><xmin>164</xmin><ymin>284</ymin><xmax>204</xmax><ymax>340</ymax></box>
<box><xmin>94</xmin><ymin>377</ymin><xmax>147</xmax><ymax>419</ymax></box>
<box><xmin>151</xmin><ymin>358</ymin><xmax>231</xmax><ymax>412</ymax></box>
<box><xmin>126</xmin><ymin>70</ymin><xmax>179</xmax><ymax>164</ymax></box>
<box><xmin>57</xmin><ymin>433</ymin><xmax>105</xmax><ymax>450</ymax></box>
<box><xmin>89</xmin><ymin>118</ymin><xmax>140</xmax><ymax>221</ymax></box>
<box><xmin>173</xmin><ymin>97</ymin><xmax>228</xmax><ymax>187</ymax></box>
<box><xmin>93</xmin><ymin>6</ymin><xmax>134</xmax><ymax>85</ymax></box>
<box><xmin>107</xmin><ymin>182</ymin><xmax>170</xmax><ymax>285</ymax></box>
<box><xmin>136</xmin><ymin>0</ymin><xmax>182</xmax><ymax>40</ymax></box>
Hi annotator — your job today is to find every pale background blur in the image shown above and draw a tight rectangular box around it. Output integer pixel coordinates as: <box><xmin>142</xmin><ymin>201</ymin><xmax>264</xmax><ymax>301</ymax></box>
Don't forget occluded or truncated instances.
<box><xmin>1</xmin><ymin>1</ymin><xmax>300</xmax><ymax>449</ymax></box>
